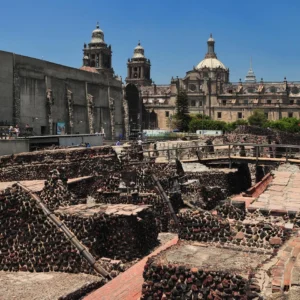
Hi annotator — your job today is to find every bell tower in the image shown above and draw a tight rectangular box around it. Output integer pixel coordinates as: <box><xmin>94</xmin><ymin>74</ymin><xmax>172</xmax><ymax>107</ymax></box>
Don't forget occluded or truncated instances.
<box><xmin>82</xmin><ymin>22</ymin><xmax>114</xmax><ymax>75</ymax></box>
<box><xmin>125</xmin><ymin>42</ymin><xmax>152</xmax><ymax>86</ymax></box>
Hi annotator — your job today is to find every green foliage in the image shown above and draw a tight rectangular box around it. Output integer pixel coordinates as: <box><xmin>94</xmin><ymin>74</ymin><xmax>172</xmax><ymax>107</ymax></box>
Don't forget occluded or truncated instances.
<box><xmin>248</xmin><ymin>109</ymin><xmax>268</xmax><ymax>126</ymax></box>
<box><xmin>194</xmin><ymin>113</ymin><xmax>211</xmax><ymax>120</ymax></box>
<box><xmin>189</xmin><ymin>117</ymin><xmax>227</xmax><ymax>132</ymax></box>
<box><xmin>264</xmin><ymin>117</ymin><xmax>300</xmax><ymax>133</ymax></box>
<box><xmin>174</xmin><ymin>89</ymin><xmax>190</xmax><ymax>131</ymax></box>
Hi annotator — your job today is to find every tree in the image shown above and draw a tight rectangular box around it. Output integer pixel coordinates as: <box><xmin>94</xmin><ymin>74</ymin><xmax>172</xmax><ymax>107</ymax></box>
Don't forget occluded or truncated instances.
<box><xmin>174</xmin><ymin>89</ymin><xmax>190</xmax><ymax>131</ymax></box>
<box><xmin>248</xmin><ymin>109</ymin><xmax>267</xmax><ymax>127</ymax></box>
<box><xmin>189</xmin><ymin>118</ymin><xmax>226</xmax><ymax>132</ymax></box>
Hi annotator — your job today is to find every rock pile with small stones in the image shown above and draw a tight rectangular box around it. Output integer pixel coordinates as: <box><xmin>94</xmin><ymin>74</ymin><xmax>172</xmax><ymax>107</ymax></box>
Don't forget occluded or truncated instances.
<box><xmin>56</xmin><ymin>203</ymin><xmax>159</xmax><ymax>262</ymax></box>
<box><xmin>0</xmin><ymin>184</ymin><xmax>96</xmax><ymax>275</ymax></box>
<box><xmin>141</xmin><ymin>262</ymin><xmax>260</xmax><ymax>299</ymax></box>
<box><xmin>178</xmin><ymin>209</ymin><xmax>289</xmax><ymax>250</ymax></box>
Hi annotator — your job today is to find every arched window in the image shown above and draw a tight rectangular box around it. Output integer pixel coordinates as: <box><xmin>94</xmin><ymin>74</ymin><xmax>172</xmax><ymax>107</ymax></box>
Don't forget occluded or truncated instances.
<box><xmin>291</xmin><ymin>87</ymin><xmax>299</xmax><ymax>94</ymax></box>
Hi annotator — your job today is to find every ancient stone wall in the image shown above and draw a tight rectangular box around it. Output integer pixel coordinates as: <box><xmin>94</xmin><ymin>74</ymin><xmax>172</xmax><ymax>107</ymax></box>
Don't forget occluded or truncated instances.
<box><xmin>0</xmin><ymin>147</ymin><xmax>119</xmax><ymax>181</ymax></box>
<box><xmin>178</xmin><ymin>209</ymin><xmax>289</xmax><ymax>250</ymax></box>
<box><xmin>56</xmin><ymin>204</ymin><xmax>159</xmax><ymax>262</ymax></box>
<box><xmin>141</xmin><ymin>259</ymin><xmax>258</xmax><ymax>299</ymax></box>
<box><xmin>0</xmin><ymin>185</ymin><xmax>96</xmax><ymax>275</ymax></box>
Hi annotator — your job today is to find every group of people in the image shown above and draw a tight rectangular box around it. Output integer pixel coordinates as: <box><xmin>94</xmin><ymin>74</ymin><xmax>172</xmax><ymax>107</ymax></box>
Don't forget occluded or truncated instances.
<box><xmin>8</xmin><ymin>125</ymin><xmax>20</xmax><ymax>138</ymax></box>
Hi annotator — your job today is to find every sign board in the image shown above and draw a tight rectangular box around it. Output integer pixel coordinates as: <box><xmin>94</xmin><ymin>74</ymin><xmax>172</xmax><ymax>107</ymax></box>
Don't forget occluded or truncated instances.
<box><xmin>57</xmin><ymin>122</ymin><xmax>66</xmax><ymax>135</ymax></box>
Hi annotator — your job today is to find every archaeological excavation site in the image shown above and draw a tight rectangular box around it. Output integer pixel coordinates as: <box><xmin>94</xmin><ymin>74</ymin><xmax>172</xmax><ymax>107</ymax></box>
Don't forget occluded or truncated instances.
<box><xmin>1</xmin><ymin>128</ymin><xmax>300</xmax><ymax>300</ymax></box>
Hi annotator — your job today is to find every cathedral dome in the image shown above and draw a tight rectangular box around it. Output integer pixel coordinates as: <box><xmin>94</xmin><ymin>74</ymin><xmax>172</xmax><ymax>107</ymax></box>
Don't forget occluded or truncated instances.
<box><xmin>90</xmin><ymin>22</ymin><xmax>104</xmax><ymax>44</ymax></box>
<box><xmin>196</xmin><ymin>58</ymin><xmax>226</xmax><ymax>70</ymax></box>
<box><xmin>132</xmin><ymin>42</ymin><xmax>145</xmax><ymax>58</ymax></box>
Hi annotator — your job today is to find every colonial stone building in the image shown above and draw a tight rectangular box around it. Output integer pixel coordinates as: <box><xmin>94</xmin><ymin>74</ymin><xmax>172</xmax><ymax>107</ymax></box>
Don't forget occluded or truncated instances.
<box><xmin>0</xmin><ymin>23</ymin><xmax>124</xmax><ymax>138</ymax></box>
<box><xmin>138</xmin><ymin>35</ymin><xmax>300</xmax><ymax>130</ymax></box>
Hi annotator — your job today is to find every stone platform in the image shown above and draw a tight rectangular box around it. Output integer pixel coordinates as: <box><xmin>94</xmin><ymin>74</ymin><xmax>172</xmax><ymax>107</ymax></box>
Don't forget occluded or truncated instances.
<box><xmin>0</xmin><ymin>271</ymin><xmax>103</xmax><ymax>300</ymax></box>
<box><xmin>0</xmin><ymin>176</ymin><xmax>92</xmax><ymax>192</ymax></box>
<box><xmin>148</xmin><ymin>241</ymin><xmax>270</xmax><ymax>278</ymax></box>
<box><xmin>55</xmin><ymin>203</ymin><xmax>152</xmax><ymax>218</ymax></box>
<box><xmin>249</xmin><ymin>171</ymin><xmax>300</xmax><ymax>214</ymax></box>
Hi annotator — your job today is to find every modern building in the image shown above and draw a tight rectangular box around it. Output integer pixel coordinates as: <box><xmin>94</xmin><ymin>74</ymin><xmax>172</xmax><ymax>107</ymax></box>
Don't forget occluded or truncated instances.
<box><xmin>137</xmin><ymin>35</ymin><xmax>300</xmax><ymax>130</ymax></box>
<box><xmin>0</xmin><ymin>23</ymin><xmax>124</xmax><ymax>139</ymax></box>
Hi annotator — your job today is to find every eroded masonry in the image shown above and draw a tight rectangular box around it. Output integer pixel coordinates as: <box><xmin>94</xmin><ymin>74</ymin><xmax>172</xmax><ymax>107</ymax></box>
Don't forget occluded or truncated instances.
<box><xmin>1</xmin><ymin>128</ymin><xmax>300</xmax><ymax>299</ymax></box>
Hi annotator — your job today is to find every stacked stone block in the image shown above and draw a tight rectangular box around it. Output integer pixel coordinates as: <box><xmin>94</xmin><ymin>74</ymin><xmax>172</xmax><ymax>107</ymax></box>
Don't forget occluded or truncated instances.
<box><xmin>56</xmin><ymin>203</ymin><xmax>159</xmax><ymax>262</ymax></box>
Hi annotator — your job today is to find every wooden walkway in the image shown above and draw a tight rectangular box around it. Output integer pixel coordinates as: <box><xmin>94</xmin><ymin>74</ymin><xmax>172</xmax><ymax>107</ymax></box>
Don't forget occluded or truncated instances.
<box><xmin>198</xmin><ymin>156</ymin><xmax>300</xmax><ymax>164</ymax></box>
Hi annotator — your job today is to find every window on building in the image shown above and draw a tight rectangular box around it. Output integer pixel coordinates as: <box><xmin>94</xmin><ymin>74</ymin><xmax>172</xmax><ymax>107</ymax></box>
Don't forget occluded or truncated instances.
<box><xmin>244</xmin><ymin>99</ymin><xmax>248</xmax><ymax>105</ymax></box>
<box><xmin>191</xmin><ymin>100</ymin><xmax>196</xmax><ymax>107</ymax></box>
<box><xmin>292</xmin><ymin>87</ymin><xmax>299</xmax><ymax>94</ymax></box>
<box><xmin>222</xmin><ymin>100</ymin><xmax>226</xmax><ymax>106</ymax></box>
<box><xmin>238</xmin><ymin>112</ymin><xmax>243</xmax><ymax>119</ymax></box>
<box><xmin>217</xmin><ymin>112</ymin><xmax>222</xmax><ymax>119</ymax></box>
<box><xmin>134</xmin><ymin>67</ymin><xmax>137</xmax><ymax>71</ymax></box>
<box><xmin>228</xmin><ymin>89</ymin><xmax>233</xmax><ymax>94</ymax></box>
<box><xmin>91</xmin><ymin>54</ymin><xmax>95</xmax><ymax>59</ymax></box>
<box><xmin>297</xmin><ymin>100</ymin><xmax>300</xmax><ymax>105</ymax></box>
<box><xmin>189</xmin><ymin>84</ymin><xmax>196</xmax><ymax>91</ymax></box>
<box><xmin>290</xmin><ymin>100</ymin><xmax>294</xmax><ymax>105</ymax></box>
<box><xmin>165</xmin><ymin>111</ymin><xmax>170</xmax><ymax>118</ymax></box>
<box><xmin>267</xmin><ymin>99</ymin><xmax>272</xmax><ymax>104</ymax></box>
<box><xmin>199</xmin><ymin>100</ymin><xmax>203</xmax><ymax>106</ymax></box>
<box><xmin>269</xmin><ymin>86</ymin><xmax>276</xmax><ymax>93</ymax></box>
<box><xmin>288</xmin><ymin>112</ymin><xmax>293</xmax><ymax>118</ymax></box>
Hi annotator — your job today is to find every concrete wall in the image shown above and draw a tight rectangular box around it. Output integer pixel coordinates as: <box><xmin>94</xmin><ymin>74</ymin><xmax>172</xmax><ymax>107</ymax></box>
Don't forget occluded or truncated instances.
<box><xmin>59</xmin><ymin>135</ymin><xmax>103</xmax><ymax>146</ymax></box>
<box><xmin>0</xmin><ymin>139</ymin><xmax>29</xmax><ymax>156</ymax></box>
<box><xmin>0</xmin><ymin>50</ymin><xmax>124</xmax><ymax>139</ymax></box>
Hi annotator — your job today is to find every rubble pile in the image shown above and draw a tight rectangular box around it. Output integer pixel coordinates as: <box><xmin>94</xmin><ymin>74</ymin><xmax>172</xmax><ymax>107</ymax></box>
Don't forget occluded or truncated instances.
<box><xmin>180</xmin><ymin>167</ymin><xmax>251</xmax><ymax>209</ymax></box>
<box><xmin>232</xmin><ymin>125</ymin><xmax>300</xmax><ymax>145</ymax></box>
<box><xmin>56</xmin><ymin>203</ymin><xmax>159</xmax><ymax>262</ymax></box>
<box><xmin>39</xmin><ymin>169</ymin><xmax>80</xmax><ymax>211</ymax></box>
<box><xmin>0</xmin><ymin>185</ymin><xmax>96</xmax><ymax>275</ymax></box>
<box><xmin>178</xmin><ymin>210</ymin><xmax>288</xmax><ymax>249</ymax></box>
<box><xmin>0</xmin><ymin>146</ymin><xmax>120</xmax><ymax>182</ymax></box>
<box><xmin>216</xmin><ymin>203</ymin><xmax>246</xmax><ymax>220</ymax></box>
<box><xmin>68</xmin><ymin>177</ymin><xmax>97</xmax><ymax>200</ymax></box>
<box><xmin>141</xmin><ymin>261</ymin><xmax>259</xmax><ymax>299</ymax></box>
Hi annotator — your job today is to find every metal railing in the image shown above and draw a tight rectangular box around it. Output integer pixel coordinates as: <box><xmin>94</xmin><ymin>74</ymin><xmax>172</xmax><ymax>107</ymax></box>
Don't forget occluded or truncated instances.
<box><xmin>140</xmin><ymin>143</ymin><xmax>300</xmax><ymax>164</ymax></box>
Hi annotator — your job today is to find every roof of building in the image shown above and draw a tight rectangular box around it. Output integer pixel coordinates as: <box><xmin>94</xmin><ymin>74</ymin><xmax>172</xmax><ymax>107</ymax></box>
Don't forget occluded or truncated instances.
<box><xmin>207</xmin><ymin>33</ymin><xmax>215</xmax><ymax>42</ymax></box>
<box><xmin>79</xmin><ymin>66</ymin><xmax>99</xmax><ymax>73</ymax></box>
<box><xmin>141</xmin><ymin>84</ymin><xmax>171</xmax><ymax>96</ymax></box>
<box><xmin>132</xmin><ymin>41</ymin><xmax>145</xmax><ymax>59</ymax></box>
<box><xmin>196</xmin><ymin>57</ymin><xmax>226</xmax><ymax>70</ymax></box>
<box><xmin>245</xmin><ymin>58</ymin><xmax>256</xmax><ymax>83</ymax></box>
<box><xmin>90</xmin><ymin>22</ymin><xmax>104</xmax><ymax>44</ymax></box>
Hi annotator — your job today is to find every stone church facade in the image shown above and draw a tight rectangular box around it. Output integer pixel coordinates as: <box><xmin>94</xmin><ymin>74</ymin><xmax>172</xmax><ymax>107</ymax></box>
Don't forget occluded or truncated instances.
<box><xmin>0</xmin><ymin>23</ymin><xmax>124</xmax><ymax>138</ymax></box>
<box><xmin>135</xmin><ymin>35</ymin><xmax>300</xmax><ymax>130</ymax></box>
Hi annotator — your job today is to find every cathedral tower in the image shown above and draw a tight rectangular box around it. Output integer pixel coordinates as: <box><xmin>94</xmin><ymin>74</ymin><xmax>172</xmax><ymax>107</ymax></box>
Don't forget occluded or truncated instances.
<box><xmin>82</xmin><ymin>23</ymin><xmax>113</xmax><ymax>75</ymax></box>
<box><xmin>125</xmin><ymin>42</ymin><xmax>152</xmax><ymax>86</ymax></box>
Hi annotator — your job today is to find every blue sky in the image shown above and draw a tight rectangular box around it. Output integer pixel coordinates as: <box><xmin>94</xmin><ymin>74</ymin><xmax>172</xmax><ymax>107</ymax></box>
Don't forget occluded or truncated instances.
<box><xmin>1</xmin><ymin>0</ymin><xmax>300</xmax><ymax>84</ymax></box>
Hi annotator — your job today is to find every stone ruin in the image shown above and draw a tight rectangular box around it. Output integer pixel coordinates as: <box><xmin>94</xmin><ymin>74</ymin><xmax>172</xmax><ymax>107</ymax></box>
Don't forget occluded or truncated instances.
<box><xmin>1</xmin><ymin>143</ymin><xmax>300</xmax><ymax>298</ymax></box>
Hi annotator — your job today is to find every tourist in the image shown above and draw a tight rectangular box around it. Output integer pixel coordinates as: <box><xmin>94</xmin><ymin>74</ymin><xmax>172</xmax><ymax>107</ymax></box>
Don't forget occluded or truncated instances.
<box><xmin>116</xmin><ymin>140</ymin><xmax>121</xmax><ymax>146</ymax></box>
<box><xmin>8</xmin><ymin>126</ymin><xmax>14</xmax><ymax>139</ymax></box>
<box><xmin>15</xmin><ymin>125</ymin><xmax>20</xmax><ymax>138</ymax></box>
